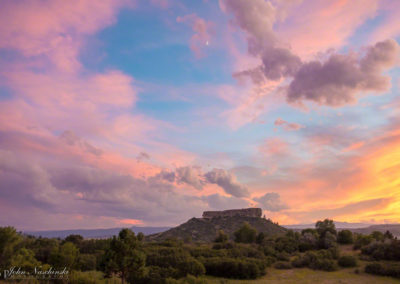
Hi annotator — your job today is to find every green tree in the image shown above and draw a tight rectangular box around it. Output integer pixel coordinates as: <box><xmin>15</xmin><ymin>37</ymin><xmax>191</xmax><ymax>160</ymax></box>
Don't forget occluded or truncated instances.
<box><xmin>234</xmin><ymin>223</ymin><xmax>257</xmax><ymax>243</ymax></box>
<box><xmin>215</xmin><ymin>230</ymin><xmax>228</xmax><ymax>243</ymax></box>
<box><xmin>256</xmin><ymin>232</ymin><xmax>265</xmax><ymax>244</ymax></box>
<box><xmin>0</xmin><ymin>227</ymin><xmax>22</xmax><ymax>268</ymax></box>
<box><xmin>65</xmin><ymin>234</ymin><xmax>84</xmax><ymax>247</ymax></box>
<box><xmin>337</xmin><ymin>230</ymin><xmax>353</xmax><ymax>244</ymax></box>
<box><xmin>49</xmin><ymin>241</ymin><xmax>79</xmax><ymax>269</ymax></box>
<box><xmin>137</xmin><ymin>232</ymin><xmax>145</xmax><ymax>241</ymax></box>
<box><xmin>104</xmin><ymin>229</ymin><xmax>146</xmax><ymax>284</ymax></box>
<box><xmin>10</xmin><ymin>248</ymin><xmax>41</xmax><ymax>270</ymax></box>
<box><xmin>315</xmin><ymin>219</ymin><xmax>337</xmax><ymax>238</ymax></box>
<box><xmin>384</xmin><ymin>230</ymin><xmax>394</xmax><ymax>240</ymax></box>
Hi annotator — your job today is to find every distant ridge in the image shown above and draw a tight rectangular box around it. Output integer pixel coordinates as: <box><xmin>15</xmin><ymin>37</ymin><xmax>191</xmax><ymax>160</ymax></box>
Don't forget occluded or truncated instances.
<box><xmin>284</xmin><ymin>221</ymin><xmax>371</xmax><ymax>230</ymax></box>
<box><xmin>24</xmin><ymin>226</ymin><xmax>170</xmax><ymax>239</ymax></box>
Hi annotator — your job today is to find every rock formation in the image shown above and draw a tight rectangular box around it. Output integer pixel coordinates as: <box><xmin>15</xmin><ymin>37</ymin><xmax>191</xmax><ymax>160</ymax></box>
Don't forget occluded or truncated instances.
<box><xmin>202</xmin><ymin>208</ymin><xmax>262</xmax><ymax>219</ymax></box>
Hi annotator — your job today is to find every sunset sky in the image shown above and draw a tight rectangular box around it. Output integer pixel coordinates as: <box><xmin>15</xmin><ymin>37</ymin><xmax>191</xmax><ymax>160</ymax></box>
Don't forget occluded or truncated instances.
<box><xmin>1</xmin><ymin>0</ymin><xmax>400</xmax><ymax>230</ymax></box>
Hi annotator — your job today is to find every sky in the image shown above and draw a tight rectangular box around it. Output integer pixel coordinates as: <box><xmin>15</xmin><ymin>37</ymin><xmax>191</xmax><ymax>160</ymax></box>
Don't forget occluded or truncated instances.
<box><xmin>1</xmin><ymin>0</ymin><xmax>400</xmax><ymax>230</ymax></box>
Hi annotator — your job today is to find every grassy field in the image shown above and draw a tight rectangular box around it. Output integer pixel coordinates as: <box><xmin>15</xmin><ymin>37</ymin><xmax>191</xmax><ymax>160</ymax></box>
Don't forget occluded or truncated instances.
<box><xmin>202</xmin><ymin>245</ymin><xmax>400</xmax><ymax>284</ymax></box>
<box><xmin>204</xmin><ymin>267</ymin><xmax>400</xmax><ymax>284</ymax></box>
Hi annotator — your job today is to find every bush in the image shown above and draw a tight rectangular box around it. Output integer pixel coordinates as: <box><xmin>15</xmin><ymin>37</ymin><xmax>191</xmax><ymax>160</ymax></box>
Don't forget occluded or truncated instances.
<box><xmin>361</xmin><ymin>239</ymin><xmax>400</xmax><ymax>261</ymax></box>
<box><xmin>177</xmin><ymin>259</ymin><xmax>205</xmax><ymax>277</ymax></box>
<box><xmin>337</xmin><ymin>230</ymin><xmax>353</xmax><ymax>244</ymax></box>
<box><xmin>215</xmin><ymin>230</ymin><xmax>228</xmax><ymax>243</ymax></box>
<box><xmin>234</xmin><ymin>223</ymin><xmax>257</xmax><ymax>244</ymax></box>
<box><xmin>365</xmin><ymin>262</ymin><xmax>400</xmax><ymax>279</ymax></box>
<box><xmin>274</xmin><ymin>261</ymin><xmax>292</xmax><ymax>269</ymax></box>
<box><xmin>338</xmin><ymin>255</ymin><xmax>357</xmax><ymax>267</ymax></box>
<box><xmin>353</xmin><ymin>234</ymin><xmax>373</xmax><ymax>250</ymax></box>
<box><xmin>212</xmin><ymin>242</ymin><xmax>233</xmax><ymax>250</ymax></box>
<box><xmin>276</xmin><ymin>252</ymin><xmax>290</xmax><ymax>261</ymax></box>
<box><xmin>203</xmin><ymin>257</ymin><xmax>265</xmax><ymax>279</ymax></box>
<box><xmin>311</xmin><ymin>258</ymin><xmax>337</xmax><ymax>271</ymax></box>
<box><xmin>290</xmin><ymin>250</ymin><xmax>338</xmax><ymax>271</ymax></box>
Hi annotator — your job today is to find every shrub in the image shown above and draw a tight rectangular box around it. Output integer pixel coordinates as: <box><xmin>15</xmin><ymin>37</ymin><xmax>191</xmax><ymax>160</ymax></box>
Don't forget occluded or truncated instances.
<box><xmin>234</xmin><ymin>223</ymin><xmax>257</xmax><ymax>243</ymax></box>
<box><xmin>203</xmin><ymin>257</ymin><xmax>265</xmax><ymax>279</ymax></box>
<box><xmin>212</xmin><ymin>242</ymin><xmax>234</xmax><ymax>250</ymax></box>
<box><xmin>274</xmin><ymin>261</ymin><xmax>292</xmax><ymax>269</ymax></box>
<box><xmin>365</xmin><ymin>262</ymin><xmax>400</xmax><ymax>279</ymax></box>
<box><xmin>276</xmin><ymin>252</ymin><xmax>290</xmax><ymax>261</ymax></box>
<box><xmin>310</xmin><ymin>258</ymin><xmax>337</xmax><ymax>271</ymax></box>
<box><xmin>365</xmin><ymin>262</ymin><xmax>385</xmax><ymax>275</ymax></box>
<box><xmin>215</xmin><ymin>230</ymin><xmax>228</xmax><ymax>243</ymax></box>
<box><xmin>290</xmin><ymin>250</ymin><xmax>338</xmax><ymax>271</ymax></box>
<box><xmin>338</xmin><ymin>255</ymin><xmax>357</xmax><ymax>267</ymax></box>
<box><xmin>337</xmin><ymin>230</ymin><xmax>353</xmax><ymax>244</ymax></box>
<box><xmin>353</xmin><ymin>234</ymin><xmax>373</xmax><ymax>250</ymax></box>
<box><xmin>177</xmin><ymin>258</ymin><xmax>205</xmax><ymax>277</ymax></box>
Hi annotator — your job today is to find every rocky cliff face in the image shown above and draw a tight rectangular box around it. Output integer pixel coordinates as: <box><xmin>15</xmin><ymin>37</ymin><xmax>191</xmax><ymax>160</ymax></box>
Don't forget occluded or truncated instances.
<box><xmin>202</xmin><ymin>208</ymin><xmax>262</xmax><ymax>219</ymax></box>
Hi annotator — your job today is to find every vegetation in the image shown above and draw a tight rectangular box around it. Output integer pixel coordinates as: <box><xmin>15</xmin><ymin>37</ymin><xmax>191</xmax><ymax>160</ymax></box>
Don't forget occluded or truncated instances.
<box><xmin>1</xmin><ymin>218</ymin><xmax>400</xmax><ymax>283</ymax></box>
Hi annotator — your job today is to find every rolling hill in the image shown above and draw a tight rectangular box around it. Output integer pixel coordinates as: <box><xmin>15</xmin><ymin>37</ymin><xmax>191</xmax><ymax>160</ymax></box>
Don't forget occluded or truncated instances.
<box><xmin>147</xmin><ymin>216</ymin><xmax>287</xmax><ymax>242</ymax></box>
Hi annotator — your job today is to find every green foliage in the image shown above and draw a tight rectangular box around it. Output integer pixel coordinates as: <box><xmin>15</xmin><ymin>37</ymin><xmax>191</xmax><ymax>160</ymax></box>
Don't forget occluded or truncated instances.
<box><xmin>299</xmin><ymin>231</ymin><xmax>318</xmax><ymax>252</ymax></box>
<box><xmin>337</xmin><ymin>230</ymin><xmax>353</xmax><ymax>244</ymax></box>
<box><xmin>290</xmin><ymin>250</ymin><xmax>338</xmax><ymax>271</ymax></box>
<box><xmin>49</xmin><ymin>241</ymin><xmax>79</xmax><ymax>269</ymax></box>
<box><xmin>212</xmin><ymin>242</ymin><xmax>233</xmax><ymax>250</ymax></box>
<box><xmin>361</xmin><ymin>239</ymin><xmax>400</xmax><ymax>261</ymax></box>
<box><xmin>137</xmin><ymin>232</ymin><xmax>145</xmax><ymax>241</ymax></box>
<box><xmin>370</xmin><ymin>231</ymin><xmax>384</xmax><ymax>241</ymax></box>
<box><xmin>337</xmin><ymin>255</ymin><xmax>357</xmax><ymax>267</ymax></box>
<box><xmin>65</xmin><ymin>234</ymin><xmax>84</xmax><ymax>246</ymax></box>
<box><xmin>256</xmin><ymin>232</ymin><xmax>265</xmax><ymax>244</ymax></box>
<box><xmin>203</xmin><ymin>257</ymin><xmax>266</xmax><ymax>279</ymax></box>
<box><xmin>31</xmin><ymin>237</ymin><xmax>59</xmax><ymax>263</ymax></box>
<box><xmin>353</xmin><ymin>234</ymin><xmax>373</xmax><ymax>250</ymax></box>
<box><xmin>145</xmin><ymin>245</ymin><xmax>205</xmax><ymax>279</ymax></box>
<box><xmin>234</xmin><ymin>223</ymin><xmax>257</xmax><ymax>243</ymax></box>
<box><xmin>319</xmin><ymin>231</ymin><xmax>337</xmax><ymax>249</ymax></box>
<box><xmin>315</xmin><ymin>219</ymin><xmax>337</xmax><ymax>238</ymax></box>
<box><xmin>103</xmin><ymin>229</ymin><xmax>146</xmax><ymax>283</ymax></box>
<box><xmin>365</xmin><ymin>262</ymin><xmax>400</xmax><ymax>279</ymax></box>
<box><xmin>0</xmin><ymin>226</ymin><xmax>22</xmax><ymax>268</ymax></box>
<box><xmin>274</xmin><ymin>235</ymin><xmax>299</xmax><ymax>253</ymax></box>
<box><xmin>77</xmin><ymin>253</ymin><xmax>97</xmax><ymax>271</ymax></box>
<box><xmin>384</xmin><ymin>230</ymin><xmax>394</xmax><ymax>239</ymax></box>
<box><xmin>10</xmin><ymin>248</ymin><xmax>41</xmax><ymax>270</ymax></box>
<box><xmin>165</xmin><ymin>275</ymin><xmax>208</xmax><ymax>284</ymax></box>
<box><xmin>214</xmin><ymin>230</ymin><xmax>228</xmax><ymax>243</ymax></box>
<box><xmin>274</xmin><ymin>261</ymin><xmax>292</xmax><ymax>269</ymax></box>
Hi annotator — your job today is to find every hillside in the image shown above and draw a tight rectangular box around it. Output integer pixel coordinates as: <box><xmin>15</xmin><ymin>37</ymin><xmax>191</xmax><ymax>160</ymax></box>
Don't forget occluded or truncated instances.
<box><xmin>148</xmin><ymin>216</ymin><xmax>287</xmax><ymax>242</ymax></box>
<box><xmin>350</xmin><ymin>224</ymin><xmax>400</xmax><ymax>238</ymax></box>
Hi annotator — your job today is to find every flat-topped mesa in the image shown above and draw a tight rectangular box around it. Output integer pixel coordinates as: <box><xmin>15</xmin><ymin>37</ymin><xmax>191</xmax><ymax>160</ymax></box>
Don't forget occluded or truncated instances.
<box><xmin>202</xmin><ymin>208</ymin><xmax>262</xmax><ymax>219</ymax></box>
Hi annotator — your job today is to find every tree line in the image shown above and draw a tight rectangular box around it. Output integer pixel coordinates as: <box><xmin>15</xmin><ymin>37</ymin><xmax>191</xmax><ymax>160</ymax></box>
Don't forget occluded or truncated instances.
<box><xmin>1</xmin><ymin>219</ymin><xmax>399</xmax><ymax>283</ymax></box>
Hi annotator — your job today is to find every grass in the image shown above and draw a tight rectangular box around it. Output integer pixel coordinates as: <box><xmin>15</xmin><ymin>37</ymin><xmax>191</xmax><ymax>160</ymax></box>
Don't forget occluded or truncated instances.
<box><xmin>201</xmin><ymin>245</ymin><xmax>400</xmax><ymax>284</ymax></box>
<box><xmin>203</xmin><ymin>267</ymin><xmax>400</xmax><ymax>284</ymax></box>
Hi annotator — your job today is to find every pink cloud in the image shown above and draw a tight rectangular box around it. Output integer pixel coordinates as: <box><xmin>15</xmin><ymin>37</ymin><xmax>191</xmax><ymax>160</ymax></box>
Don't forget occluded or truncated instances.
<box><xmin>119</xmin><ymin>218</ymin><xmax>143</xmax><ymax>225</ymax></box>
<box><xmin>176</xmin><ymin>13</ymin><xmax>213</xmax><ymax>58</ymax></box>
<box><xmin>370</xmin><ymin>1</ymin><xmax>400</xmax><ymax>43</ymax></box>
<box><xmin>274</xmin><ymin>118</ymin><xmax>304</xmax><ymax>131</ymax></box>
<box><xmin>0</xmin><ymin>0</ymin><xmax>132</xmax><ymax>72</ymax></box>
<box><xmin>259</xmin><ymin>137</ymin><xmax>289</xmax><ymax>156</ymax></box>
<box><xmin>276</xmin><ymin>0</ymin><xmax>379</xmax><ymax>59</ymax></box>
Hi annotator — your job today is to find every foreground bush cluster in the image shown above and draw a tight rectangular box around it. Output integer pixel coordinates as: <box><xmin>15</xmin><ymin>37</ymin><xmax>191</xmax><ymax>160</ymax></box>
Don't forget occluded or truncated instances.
<box><xmin>0</xmin><ymin>219</ymin><xmax>399</xmax><ymax>283</ymax></box>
